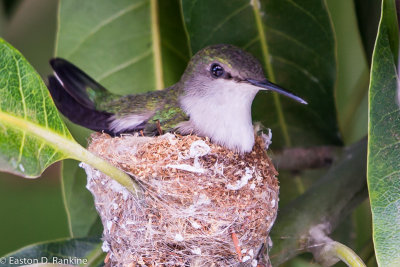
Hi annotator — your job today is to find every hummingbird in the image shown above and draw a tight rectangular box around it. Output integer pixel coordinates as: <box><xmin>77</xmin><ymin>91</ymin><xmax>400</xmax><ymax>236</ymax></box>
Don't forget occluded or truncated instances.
<box><xmin>48</xmin><ymin>44</ymin><xmax>307</xmax><ymax>153</ymax></box>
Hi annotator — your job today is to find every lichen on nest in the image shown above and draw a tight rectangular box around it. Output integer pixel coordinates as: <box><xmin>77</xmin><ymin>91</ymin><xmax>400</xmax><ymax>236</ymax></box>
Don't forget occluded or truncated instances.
<box><xmin>82</xmin><ymin>132</ymin><xmax>279</xmax><ymax>266</ymax></box>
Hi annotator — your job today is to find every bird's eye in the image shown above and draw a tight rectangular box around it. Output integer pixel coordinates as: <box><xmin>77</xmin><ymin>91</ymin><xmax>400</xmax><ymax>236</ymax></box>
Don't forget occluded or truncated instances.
<box><xmin>210</xmin><ymin>63</ymin><xmax>224</xmax><ymax>78</ymax></box>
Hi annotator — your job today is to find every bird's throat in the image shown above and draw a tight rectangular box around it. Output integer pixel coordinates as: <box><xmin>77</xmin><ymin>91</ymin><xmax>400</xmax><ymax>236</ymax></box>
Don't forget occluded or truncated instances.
<box><xmin>178</xmin><ymin>80</ymin><xmax>258</xmax><ymax>153</ymax></box>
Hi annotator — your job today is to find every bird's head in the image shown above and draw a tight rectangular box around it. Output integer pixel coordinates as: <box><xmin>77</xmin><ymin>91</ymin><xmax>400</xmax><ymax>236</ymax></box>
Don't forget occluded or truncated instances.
<box><xmin>180</xmin><ymin>44</ymin><xmax>307</xmax><ymax>105</ymax></box>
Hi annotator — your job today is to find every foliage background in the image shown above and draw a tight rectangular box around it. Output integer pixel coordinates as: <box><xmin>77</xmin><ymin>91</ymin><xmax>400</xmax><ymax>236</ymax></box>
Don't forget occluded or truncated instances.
<box><xmin>0</xmin><ymin>0</ymin><xmax>389</xmax><ymax>266</ymax></box>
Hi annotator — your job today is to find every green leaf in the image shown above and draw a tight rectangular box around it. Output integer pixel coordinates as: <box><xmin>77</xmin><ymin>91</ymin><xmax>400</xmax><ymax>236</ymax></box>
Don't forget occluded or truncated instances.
<box><xmin>326</xmin><ymin>0</ymin><xmax>370</xmax><ymax>144</ymax></box>
<box><xmin>1</xmin><ymin>237</ymin><xmax>104</xmax><ymax>267</ymax></box>
<box><xmin>181</xmin><ymin>0</ymin><xmax>341</xmax><ymax>147</ymax></box>
<box><xmin>61</xmin><ymin>123</ymin><xmax>102</xmax><ymax>238</ymax></box>
<box><xmin>367</xmin><ymin>0</ymin><xmax>400</xmax><ymax>265</ymax></box>
<box><xmin>55</xmin><ymin>0</ymin><xmax>188</xmax><ymax>237</ymax></box>
<box><xmin>354</xmin><ymin>0</ymin><xmax>382</xmax><ymax>65</ymax></box>
<box><xmin>0</xmin><ymin>38</ymin><xmax>137</xmax><ymax>193</ymax></box>
<box><xmin>56</xmin><ymin>0</ymin><xmax>157</xmax><ymax>93</ymax></box>
<box><xmin>56</xmin><ymin>0</ymin><xmax>189</xmax><ymax>94</ymax></box>
<box><xmin>158</xmin><ymin>0</ymin><xmax>190</xmax><ymax>87</ymax></box>
<box><xmin>62</xmin><ymin>159</ymin><xmax>102</xmax><ymax>238</ymax></box>
<box><xmin>0</xmin><ymin>38</ymin><xmax>72</xmax><ymax>177</ymax></box>
<box><xmin>270</xmin><ymin>139</ymin><xmax>367</xmax><ymax>265</ymax></box>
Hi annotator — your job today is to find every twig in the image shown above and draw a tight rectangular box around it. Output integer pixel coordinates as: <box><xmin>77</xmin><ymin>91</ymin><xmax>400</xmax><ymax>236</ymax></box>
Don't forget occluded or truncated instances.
<box><xmin>231</xmin><ymin>231</ymin><xmax>243</xmax><ymax>262</ymax></box>
<box><xmin>269</xmin><ymin>139</ymin><xmax>368</xmax><ymax>265</ymax></box>
<box><xmin>272</xmin><ymin>146</ymin><xmax>341</xmax><ymax>171</ymax></box>
<box><xmin>156</xmin><ymin>120</ymin><xmax>163</xmax><ymax>135</ymax></box>
<box><xmin>308</xmin><ymin>224</ymin><xmax>366</xmax><ymax>267</ymax></box>
<box><xmin>104</xmin><ymin>252</ymin><xmax>110</xmax><ymax>264</ymax></box>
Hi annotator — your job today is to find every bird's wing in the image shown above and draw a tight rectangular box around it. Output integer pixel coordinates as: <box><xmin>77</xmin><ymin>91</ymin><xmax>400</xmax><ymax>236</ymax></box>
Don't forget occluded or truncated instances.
<box><xmin>100</xmin><ymin>89</ymin><xmax>182</xmax><ymax>134</ymax></box>
<box><xmin>50</xmin><ymin>58</ymin><xmax>110</xmax><ymax>109</ymax></box>
<box><xmin>48</xmin><ymin>75</ymin><xmax>115</xmax><ymax>133</ymax></box>
<box><xmin>48</xmin><ymin>58</ymin><xmax>155</xmax><ymax>134</ymax></box>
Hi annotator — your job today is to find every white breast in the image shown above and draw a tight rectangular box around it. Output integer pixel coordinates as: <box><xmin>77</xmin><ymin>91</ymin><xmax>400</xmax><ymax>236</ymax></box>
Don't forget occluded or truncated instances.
<box><xmin>178</xmin><ymin>80</ymin><xmax>259</xmax><ymax>153</ymax></box>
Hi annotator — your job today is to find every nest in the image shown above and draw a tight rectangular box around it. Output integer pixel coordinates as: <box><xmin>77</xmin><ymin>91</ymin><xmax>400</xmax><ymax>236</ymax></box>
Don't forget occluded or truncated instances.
<box><xmin>82</xmin><ymin>132</ymin><xmax>279</xmax><ymax>266</ymax></box>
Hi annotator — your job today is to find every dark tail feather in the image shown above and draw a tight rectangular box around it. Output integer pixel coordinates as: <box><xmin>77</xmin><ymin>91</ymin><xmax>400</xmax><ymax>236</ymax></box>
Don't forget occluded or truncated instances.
<box><xmin>48</xmin><ymin>76</ymin><xmax>115</xmax><ymax>134</ymax></box>
<box><xmin>50</xmin><ymin>58</ymin><xmax>108</xmax><ymax>109</ymax></box>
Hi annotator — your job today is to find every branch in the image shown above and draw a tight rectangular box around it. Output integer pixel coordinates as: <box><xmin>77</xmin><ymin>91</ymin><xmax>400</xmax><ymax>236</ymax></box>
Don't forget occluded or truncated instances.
<box><xmin>271</xmin><ymin>146</ymin><xmax>342</xmax><ymax>171</ymax></box>
<box><xmin>269</xmin><ymin>138</ymin><xmax>368</xmax><ymax>265</ymax></box>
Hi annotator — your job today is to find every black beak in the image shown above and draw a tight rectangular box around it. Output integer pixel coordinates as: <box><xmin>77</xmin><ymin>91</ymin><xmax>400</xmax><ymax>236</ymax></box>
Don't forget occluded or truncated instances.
<box><xmin>247</xmin><ymin>79</ymin><xmax>308</xmax><ymax>105</ymax></box>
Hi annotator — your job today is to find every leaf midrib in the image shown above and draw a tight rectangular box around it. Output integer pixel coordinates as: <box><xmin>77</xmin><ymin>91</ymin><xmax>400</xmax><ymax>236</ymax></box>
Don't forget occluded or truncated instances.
<box><xmin>0</xmin><ymin>111</ymin><xmax>74</xmax><ymax>158</ymax></box>
<box><xmin>151</xmin><ymin>0</ymin><xmax>164</xmax><ymax>90</ymax></box>
<box><xmin>64</xmin><ymin>1</ymin><xmax>148</xmax><ymax>58</ymax></box>
<box><xmin>12</xmin><ymin>51</ymin><xmax>28</xmax><ymax>164</ymax></box>
<box><xmin>251</xmin><ymin>0</ymin><xmax>291</xmax><ymax>146</ymax></box>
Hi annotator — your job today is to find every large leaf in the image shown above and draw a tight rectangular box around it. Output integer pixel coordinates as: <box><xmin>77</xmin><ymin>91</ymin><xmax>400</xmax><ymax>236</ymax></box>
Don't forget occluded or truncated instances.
<box><xmin>56</xmin><ymin>0</ymin><xmax>189</xmax><ymax>94</ymax></box>
<box><xmin>55</xmin><ymin>0</ymin><xmax>189</xmax><ymax>237</ymax></box>
<box><xmin>354</xmin><ymin>0</ymin><xmax>382</xmax><ymax>65</ymax></box>
<box><xmin>0</xmin><ymin>38</ymin><xmax>71</xmax><ymax>177</ymax></box>
<box><xmin>62</xmin><ymin>159</ymin><xmax>102</xmax><ymax>238</ymax></box>
<box><xmin>61</xmin><ymin>122</ymin><xmax>102</xmax><ymax>238</ymax></box>
<box><xmin>158</xmin><ymin>0</ymin><xmax>191</xmax><ymax>87</ymax></box>
<box><xmin>367</xmin><ymin>0</ymin><xmax>400</xmax><ymax>265</ymax></box>
<box><xmin>326</xmin><ymin>0</ymin><xmax>370</xmax><ymax>145</ymax></box>
<box><xmin>1</xmin><ymin>237</ymin><xmax>104</xmax><ymax>267</ymax></box>
<box><xmin>0</xmin><ymin>38</ymin><xmax>136</xmax><ymax>192</ymax></box>
<box><xmin>181</xmin><ymin>0</ymin><xmax>341</xmax><ymax>148</ymax></box>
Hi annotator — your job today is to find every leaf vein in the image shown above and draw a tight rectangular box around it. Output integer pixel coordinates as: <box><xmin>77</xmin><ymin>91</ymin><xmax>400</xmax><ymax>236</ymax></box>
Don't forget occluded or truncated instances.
<box><xmin>380</xmin><ymin>170</ymin><xmax>400</xmax><ymax>181</ymax></box>
<box><xmin>43</xmin><ymin>150</ymin><xmax>59</xmax><ymax>168</ymax></box>
<box><xmin>12</xmin><ymin>54</ymin><xmax>28</xmax><ymax>165</ymax></box>
<box><xmin>273</xmin><ymin>55</ymin><xmax>326</xmax><ymax>93</ymax></box>
<box><xmin>162</xmin><ymin>40</ymin><xmax>189</xmax><ymax>62</ymax></box>
<box><xmin>14</xmin><ymin>55</ymin><xmax>27</xmax><ymax>119</ymax></box>
<box><xmin>37</xmin><ymin>142</ymin><xmax>45</xmax><ymax>158</ymax></box>
<box><xmin>17</xmin><ymin>131</ymin><xmax>26</xmax><ymax>164</ymax></box>
<box><xmin>97</xmin><ymin>50</ymin><xmax>152</xmax><ymax>82</ymax></box>
<box><xmin>201</xmin><ymin>3</ymin><xmax>250</xmax><ymax>47</ymax></box>
<box><xmin>374</xmin><ymin>140</ymin><xmax>400</xmax><ymax>158</ymax></box>
<box><xmin>242</xmin><ymin>36</ymin><xmax>260</xmax><ymax>50</ymax></box>
<box><xmin>66</xmin><ymin>0</ymin><xmax>148</xmax><ymax>58</ymax></box>
<box><xmin>374</xmin><ymin>109</ymin><xmax>400</xmax><ymax>127</ymax></box>
<box><xmin>40</xmin><ymin>82</ymin><xmax>49</xmax><ymax>128</ymax></box>
<box><xmin>268</xmin><ymin>27</ymin><xmax>321</xmax><ymax>58</ymax></box>
<box><xmin>285</xmin><ymin>0</ymin><xmax>329</xmax><ymax>37</ymax></box>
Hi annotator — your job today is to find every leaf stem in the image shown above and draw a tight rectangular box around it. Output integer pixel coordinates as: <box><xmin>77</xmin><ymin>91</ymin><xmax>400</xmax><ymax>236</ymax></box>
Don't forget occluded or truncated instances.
<box><xmin>60</xmin><ymin>163</ymin><xmax>74</xmax><ymax>237</ymax></box>
<box><xmin>69</xmin><ymin>142</ymin><xmax>140</xmax><ymax>196</ymax></box>
<box><xmin>0</xmin><ymin>112</ymin><xmax>140</xmax><ymax>196</ymax></box>
<box><xmin>308</xmin><ymin>224</ymin><xmax>366</xmax><ymax>267</ymax></box>
<box><xmin>270</xmin><ymin>139</ymin><xmax>368</xmax><ymax>265</ymax></box>
<box><xmin>293</xmin><ymin>175</ymin><xmax>305</xmax><ymax>194</ymax></box>
<box><xmin>331</xmin><ymin>241</ymin><xmax>366</xmax><ymax>267</ymax></box>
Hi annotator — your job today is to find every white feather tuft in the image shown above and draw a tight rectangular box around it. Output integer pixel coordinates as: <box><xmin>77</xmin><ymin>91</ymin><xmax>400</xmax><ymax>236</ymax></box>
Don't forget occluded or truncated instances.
<box><xmin>109</xmin><ymin>113</ymin><xmax>151</xmax><ymax>132</ymax></box>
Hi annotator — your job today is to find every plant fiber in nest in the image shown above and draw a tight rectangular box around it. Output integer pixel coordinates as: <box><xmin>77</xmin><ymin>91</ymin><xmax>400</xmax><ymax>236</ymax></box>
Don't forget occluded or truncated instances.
<box><xmin>82</xmin><ymin>132</ymin><xmax>279</xmax><ymax>266</ymax></box>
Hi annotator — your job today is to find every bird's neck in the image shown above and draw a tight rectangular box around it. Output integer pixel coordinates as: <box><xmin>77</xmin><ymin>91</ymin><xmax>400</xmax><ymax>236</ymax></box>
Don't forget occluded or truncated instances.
<box><xmin>178</xmin><ymin>79</ymin><xmax>258</xmax><ymax>153</ymax></box>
